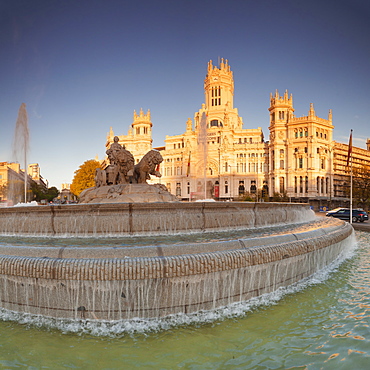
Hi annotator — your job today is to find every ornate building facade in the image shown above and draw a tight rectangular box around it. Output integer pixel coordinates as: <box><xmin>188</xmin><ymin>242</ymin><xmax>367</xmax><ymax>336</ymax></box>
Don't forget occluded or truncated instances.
<box><xmin>106</xmin><ymin>59</ymin><xmax>370</xmax><ymax>205</ymax></box>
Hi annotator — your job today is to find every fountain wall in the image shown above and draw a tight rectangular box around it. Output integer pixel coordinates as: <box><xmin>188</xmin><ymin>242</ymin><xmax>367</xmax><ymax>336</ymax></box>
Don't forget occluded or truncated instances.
<box><xmin>0</xmin><ymin>202</ymin><xmax>315</xmax><ymax>236</ymax></box>
<box><xmin>0</xmin><ymin>202</ymin><xmax>354</xmax><ymax>321</ymax></box>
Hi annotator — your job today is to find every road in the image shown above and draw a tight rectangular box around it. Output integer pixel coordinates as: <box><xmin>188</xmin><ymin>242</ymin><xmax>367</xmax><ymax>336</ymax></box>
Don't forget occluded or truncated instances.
<box><xmin>316</xmin><ymin>212</ymin><xmax>370</xmax><ymax>232</ymax></box>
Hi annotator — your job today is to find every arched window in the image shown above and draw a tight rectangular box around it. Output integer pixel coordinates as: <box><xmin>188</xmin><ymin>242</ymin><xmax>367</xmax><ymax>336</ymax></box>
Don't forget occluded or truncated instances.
<box><xmin>210</xmin><ymin>119</ymin><xmax>223</xmax><ymax>127</ymax></box>
<box><xmin>321</xmin><ymin>178</ymin><xmax>324</xmax><ymax>194</ymax></box>
<box><xmin>262</xmin><ymin>182</ymin><xmax>268</xmax><ymax>198</ymax></box>
<box><xmin>238</xmin><ymin>181</ymin><xmax>245</xmax><ymax>196</ymax></box>
<box><xmin>176</xmin><ymin>183</ymin><xmax>181</xmax><ymax>197</ymax></box>
<box><xmin>279</xmin><ymin>177</ymin><xmax>285</xmax><ymax>193</ymax></box>
<box><xmin>250</xmin><ymin>181</ymin><xmax>256</xmax><ymax>194</ymax></box>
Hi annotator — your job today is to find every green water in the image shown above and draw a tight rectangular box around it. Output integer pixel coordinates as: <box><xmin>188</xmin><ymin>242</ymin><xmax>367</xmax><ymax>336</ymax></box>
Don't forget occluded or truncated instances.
<box><xmin>0</xmin><ymin>232</ymin><xmax>369</xmax><ymax>369</ymax></box>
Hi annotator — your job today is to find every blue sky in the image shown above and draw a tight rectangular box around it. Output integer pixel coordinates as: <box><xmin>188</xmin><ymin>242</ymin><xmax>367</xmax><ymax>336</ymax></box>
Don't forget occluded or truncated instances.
<box><xmin>1</xmin><ymin>0</ymin><xmax>369</xmax><ymax>188</ymax></box>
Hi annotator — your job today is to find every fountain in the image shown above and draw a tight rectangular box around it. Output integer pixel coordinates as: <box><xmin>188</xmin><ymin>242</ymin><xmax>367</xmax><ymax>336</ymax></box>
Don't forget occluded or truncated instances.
<box><xmin>9</xmin><ymin>103</ymin><xmax>29</xmax><ymax>204</ymax></box>
<box><xmin>0</xmin><ymin>140</ymin><xmax>354</xmax><ymax>322</ymax></box>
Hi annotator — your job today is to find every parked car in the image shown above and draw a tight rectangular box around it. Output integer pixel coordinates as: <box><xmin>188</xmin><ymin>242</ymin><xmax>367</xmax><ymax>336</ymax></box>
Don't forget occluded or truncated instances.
<box><xmin>326</xmin><ymin>208</ymin><xmax>368</xmax><ymax>222</ymax></box>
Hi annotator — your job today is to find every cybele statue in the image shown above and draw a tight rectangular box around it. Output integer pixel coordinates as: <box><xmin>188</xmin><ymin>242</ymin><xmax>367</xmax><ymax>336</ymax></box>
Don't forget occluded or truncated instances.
<box><xmin>79</xmin><ymin>137</ymin><xmax>178</xmax><ymax>203</ymax></box>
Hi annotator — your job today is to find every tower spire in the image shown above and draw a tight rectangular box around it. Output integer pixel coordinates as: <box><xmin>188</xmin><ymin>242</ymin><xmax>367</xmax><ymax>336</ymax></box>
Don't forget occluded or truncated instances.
<box><xmin>309</xmin><ymin>103</ymin><xmax>315</xmax><ymax>118</ymax></box>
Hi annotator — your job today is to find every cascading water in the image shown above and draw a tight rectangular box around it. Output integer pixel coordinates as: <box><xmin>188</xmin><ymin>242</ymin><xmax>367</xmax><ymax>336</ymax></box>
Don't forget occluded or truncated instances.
<box><xmin>11</xmin><ymin>103</ymin><xmax>30</xmax><ymax>204</ymax></box>
<box><xmin>0</xmin><ymin>204</ymin><xmax>354</xmax><ymax>323</ymax></box>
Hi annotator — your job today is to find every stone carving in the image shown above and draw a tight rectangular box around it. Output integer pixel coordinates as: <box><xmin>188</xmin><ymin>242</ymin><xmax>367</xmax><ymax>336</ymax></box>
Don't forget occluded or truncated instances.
<box><xmin>87</xmin><ymin>138</ymin><xmax>171</xmax><ymax>203</ymax></box>
<box><xmin>114</xmin><ymin>148</ymin><xmax>135</xmax><ymax>183</ymax></box>
<box><xmin>133</xmin><ymin>149</ymin><xmax>163</xmax><ymax>184</ymax></box>
<box><xmin>103</xmin><ymin>136</ymin><xmax>135</xmax><ymax>185</ymax></box>
<box><xmin>94</xmin><ymin>168</ymin><xmax>107</xmax><ymax>187</ymax></box>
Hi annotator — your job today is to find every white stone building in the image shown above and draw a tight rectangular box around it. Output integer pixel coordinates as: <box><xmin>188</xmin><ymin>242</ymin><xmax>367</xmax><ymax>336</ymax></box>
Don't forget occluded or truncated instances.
<box><xmin>106</xmin><ymin>59</ymin><xmax>369</xmax><ymax>205</ymax></box>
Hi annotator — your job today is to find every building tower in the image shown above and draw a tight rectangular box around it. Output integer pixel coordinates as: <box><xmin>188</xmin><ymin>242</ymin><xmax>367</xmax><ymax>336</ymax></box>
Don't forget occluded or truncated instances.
<box><xmin>204</xmin><ymin>59</ymin><xmax>234</xmax><ymax>112</ymax></box>
<box><xmin>268</xmin><ymin>90</ymin><xmax>333</xmax><ymax>200</ymax></box>
<box><xmin>132</xmin><ymin>108</ymin><xmax>152</xmax><ymax>145</ymax></box>
<box><xmin>268</xmin><ymin>90</ymin><xmax>294</xmax><ymax>195</ymax></box>
<box><xmin>126</xmin><ymin>108</ymin><xmax>153</xmax><ymax>161</ymax></box>
<box><xmin>105</xmin><ymin>108</ymin><xmax>153</xmax><ymax>164</ymax></box>
<box><xmin>199</xmin><ymin>58</ymin><xmax>242</xmax><ymax>131</ymax></box>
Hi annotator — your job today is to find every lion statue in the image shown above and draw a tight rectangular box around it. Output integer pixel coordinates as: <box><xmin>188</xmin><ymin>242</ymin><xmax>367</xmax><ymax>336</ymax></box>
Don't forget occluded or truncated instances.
<box><xmin>132</xmin><ymin>150</ymin><xmax>163</xmax><ymax>184</ymax></box>
<box><xmin>114</xmin><ymin>148</ymin><xmax>135</xmax><ymax>183</ymax></box>
<box><xmin>94</xmin><ymin>168</ymin><xmax>107</xmax><ymax>187</ymax></box>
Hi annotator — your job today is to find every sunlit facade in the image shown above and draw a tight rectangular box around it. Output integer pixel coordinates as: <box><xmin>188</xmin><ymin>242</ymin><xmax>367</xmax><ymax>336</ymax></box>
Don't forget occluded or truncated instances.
<box><xmin>0</xmin><ymin>162</ymin><xmax>34</xmax><ymax>205</ymax></box>
<box><xmin>106</xmin><ymin>59</ymin><xmax>370</xmax><ymax>204</ymax></box>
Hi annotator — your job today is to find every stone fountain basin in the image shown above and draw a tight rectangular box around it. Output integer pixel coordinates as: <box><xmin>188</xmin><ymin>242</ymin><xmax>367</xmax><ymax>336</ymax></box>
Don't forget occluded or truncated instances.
<box><xmin>0</xmin><ymin>201</ymin><xmax>316</xmax><ymax>236</ymax></box>
<box><xmin>0</xmin><ymin>202</ymin><xmax>354</xmax><ymax>321</ymax></box>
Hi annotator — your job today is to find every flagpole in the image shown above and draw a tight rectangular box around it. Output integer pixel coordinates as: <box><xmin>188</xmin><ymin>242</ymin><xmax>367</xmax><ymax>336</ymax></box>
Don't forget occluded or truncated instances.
<box><xmin>348</xmin><ymin>129</ymin><xmax>353</xmax><ymax>224</ymax></box>
<box><xmin>349</xmin><ymin>152</ymin><xmax>353</xmax><ymax>223</ymax></box>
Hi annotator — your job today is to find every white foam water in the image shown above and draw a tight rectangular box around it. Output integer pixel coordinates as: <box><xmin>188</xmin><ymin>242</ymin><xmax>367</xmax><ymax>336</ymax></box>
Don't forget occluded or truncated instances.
<box><xmin>0</xmin><ymin>231</ymin><xmax>357</xmax><ymax>337</ymax></box>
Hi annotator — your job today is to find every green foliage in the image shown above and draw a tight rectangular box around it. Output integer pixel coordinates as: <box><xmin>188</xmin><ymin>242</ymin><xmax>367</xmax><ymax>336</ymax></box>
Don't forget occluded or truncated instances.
<box><xmin>271</xmin><ymin>191</ymin><xmax>289</xmax><ymax>202</ymax></box>
<box><xmin>353</xmin><ymin>165</ymin><xmax>370</xmax><ymax>210</ymax></box>
<box><xmin>30</xmin><ymin>184</ymin><xmax>60</xmax><ymax>202</ymax></box>
<box><xmin>70</xmin><ymin>159</ymin><xmax>101</xmax><ymax>197</ymax></box>
<box><xmin>47</xmin><ymin>186</ymin><xmax>59</xmax><ymax>201</ymax></box>
<box><xmin>239</xmin><ymin>189</ymin><xmax>270</xmax><ymax>202</ymax></box>
<box><xmin>30</xmin><ymin>182</ymin><xmax>44</xmax><ymax>201</ymax></box>
<box><xmin>0</xmin><ymin>184</ymin><xmax>7</xmax><ymax>200</ymax></box>
<box><xmin>239</xmin><ymin>191</ymin><xmax>254</xmax><ymax>202</ymax></box>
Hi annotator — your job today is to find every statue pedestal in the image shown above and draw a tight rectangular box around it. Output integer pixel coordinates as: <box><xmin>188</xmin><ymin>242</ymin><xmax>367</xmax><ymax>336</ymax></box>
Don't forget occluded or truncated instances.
<box><xmin>79</xmin><ymin>183</ymin><xmax>178</xmax><ymax>203</ymax></box>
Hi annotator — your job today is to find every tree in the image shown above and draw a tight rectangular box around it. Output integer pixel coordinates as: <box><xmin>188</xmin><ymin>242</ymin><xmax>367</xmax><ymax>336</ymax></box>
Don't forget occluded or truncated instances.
<box><xmin>46</xmin><ymin>186</ymin><xmax>59</xmax><ymax>201</ymax></box>
<box><xmin>353</xmin><ymin>164</ymin><xmax>370</xmax><ymax>210</ymax></box>
<box><xmin>70</xmin><ymin>159</ymin><xmax>101</xmax><ymax>197</ymax></box>
<box><xmin>30</xmin><ymin>182</ymin><xmax>44</xmax><ymax>202</ymax></box>
<box><xmin>271</xmin><ymin>191</ymin><xmax>289</xmax><ymax>202</ymax></box>
<box><xmin>30</xmin><ymin>184</ymin><xmax>60</xmax><ymax>202</ymax></box>
<box><xmin>0</xmin><ymin>184</ymin><xmax>7</xmax><ymax>200</ymax></box>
